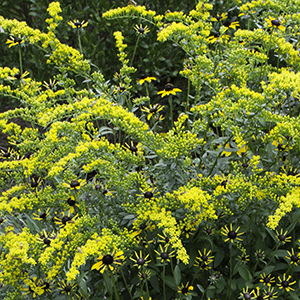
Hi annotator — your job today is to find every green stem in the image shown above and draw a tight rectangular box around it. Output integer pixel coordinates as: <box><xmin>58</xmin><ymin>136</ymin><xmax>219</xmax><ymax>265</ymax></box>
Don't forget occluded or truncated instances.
<box><xmin>19</xmin><ymin>46</ymin><xmax>23</xmax><ymax>74</ymax></box>
<box><xmin>185</xmin><ymin>78</ymin><xmax>190</xmax><ymax>113</ymax></box>
<box><xmin>110</xmin><ymin>271</ymin><xmax>120</xmax><ymax>300</ymax></box>
<box><xmin>103</xmin><ymin>273</ymin><xmax>113</xmax><ymax>300</ymax></box>
<box><xmin>163</xmin><ymin>262</ymin><xmax>166</xmax><ymax>300</ymax></box>
<box><xmin>145</xmin><ymin>279</ymin><xmax>151</xmax><ymax>300</ymax></box>
<box><xmin>120</xmin><ymin>268</ymin><xmax>133</xmax><ymax>300</ymax></box>
<box><xmin>130</xmin><ymin>35</ymin><xmax>140</xmax><ymax>66</ymax></box>
<box><xmin>226</xmin><ymin>243</ymin><xmax>233</xmax><ymax>300</ymax></box>
<box><xmin>169</xmin><ymin>95</ymin><xmax>173</xmax><ymax>128</ymax></box>
<box><xmin>78</xmin><ymin>31</ymin><xmax>83</xmax><ymax>54</ymax></box>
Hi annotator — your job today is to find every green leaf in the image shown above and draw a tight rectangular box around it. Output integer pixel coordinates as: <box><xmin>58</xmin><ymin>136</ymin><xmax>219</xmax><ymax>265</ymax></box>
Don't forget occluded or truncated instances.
<box><xmin>237</xmin><ymin>265</ymin><xmax>252</xmax><ymax>282</ymax></box>
<box><xmin>289</xmin><ymin>292</ymin><xmax>300</xmax><ymax>300</ymax></box>
<box><xmin>197</xmin><ymin>284</ymin><xmax>204</xmax><ymax>293</ymax></box>
<box><xmin>174</xmin><ymin>265</ymin><xmax>181</xmax><ymax>286</ymax></box>
<box><xmin>165</xmin><ymin>275</ymin><xmax>177</xmax><ymax>290</ymax></box>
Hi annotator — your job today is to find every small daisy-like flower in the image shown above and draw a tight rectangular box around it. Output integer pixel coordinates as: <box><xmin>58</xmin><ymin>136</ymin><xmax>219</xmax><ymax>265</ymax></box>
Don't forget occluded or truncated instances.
<box><xmin>0</xmin><ymin>147</ymin><xmax>15</xmax><ymax>159</ymax></box>
<box><xmin>208</xmin><ymin>271</ymin><xmax>222</xmax><ymax>284</ymax></box>
<box><xmin>157</xmin><ymin>231</ymin><xmax>171</xmax><ymax>245</ymax></box>
<box><xmin>204</xmin><ymin>225</ymin><xmax>214</xmax><ymax>235</ymax></box>
<box><xmin>62</xmin><ymin>179</ymin><xmax>87</xmax><ymax>190</ymax></box>
<box><xmin>41</xmin><ymin>279</ymin><xmax>52</xmax><ymax>293</ymax></box>
<box><xmin>43</xmin><ymin>78</ymin><xmax>57</xmax><ymax>90</ymax></box>
<box><xmin>33</xmin><ymin>208</ymin><xmax>51</xmax><ymax>221</ymax></box>
<box><xmin>155</xmin><ymin>244</ymin><xmax>175</xmax><ymax>263</ymax></box>
<box><xmin>275</xmin><ymin>229</ymin><xmax>291</xmax><ymax>244</ymax></box>
<box><xmin>130</xmin><ymin>251</ymin><xmax>150</xmax><ymax>268</ymax></box>
<box><xmin>91</xmin><ymin>249</ymin><xmax>125</xmax><ymax>273</ymax></box>
<box><xmin>136</xmin><ymin>220</ymin><xmax>156</xmax><ymax>235</ymax></box>
<box><xmin>182</xmin><ymin>224</ymin><xmax>197</xmax><ymax>239</ymax></box>
<box><xmin>252</xmin><ymin>287</ymin><xmax>266</xmax><ymax>300</ymax></box>
<box><xmin>211</xmin><ymin>13</ymin><xmax>227</xmax><ymax>22</ymax></box>
<box><xmin>141</xmin><ymin>104</ymin><xmax>164</xmax><ymax>121</ymax></box>
<box><xmin>138</xmin><ymin>187</ymin><xmax>159</xmax><ymax>200</ymax></box>
<box><xmin>138</xmin><ymin>269</ymin><xmax>152</xmax><ymax>280</ymax></box>
<box><xmin>36</xmin><ymin>230</ymin><xmax>55</xmax><ymax>247</ymax></box>
<box><xmin>207</xmin><ymin>32</ymin><xmax>230</xmax><ymax>44</ymax></box>
<box><xmin>272</xmin><ymin>138</ymin><xmax>286</xmax><ymax>151</ymax></box>
<box><xmin>195</xmin><ymin>248</ymin><xmax>214</xmax><ymax>270</ymax></box>
<box><xmin>239</xmin><ymin>287</ymin><xmax>255</xmax><ymax>300</ymax></box>
<box><xmin>221</xmin><ymin>223</ymin><xmax>244</xmax><ymax>243</ymax></box>
<box><xmin>7</xmin><ymin>71</ymin><xmax>29</xmax><ymax>84</ymax></box>
<box><xmin>113</xmin><ymin>84</ymin><xmax>131</xmax><ymax>94</ymax></box>
<box><xmin>264</xmin><ymin>286</ymin><xmax>278</xmax><ymax>299</ymax></box>
<box><xmin>0</xmin><ymin>215</ymin><xmax>5</xmax><ymax>225</ymax></box>
<box><xmin>138</xmin><ymin>74</ymin><xmax>156</xmax><ymax>85</ymax></box>
<box><xmin>68</xmin><ymin>20</ymin><xmax>88</xmax><ymax>29</ymax></box>
<box><xmin>238</xmin><ymin>253</ymin><xmax>250</xmax><ymax>264</ymax></box>
<box><xmin>66</xmin><ymin>196</ymin><xmax>79</xmax><ymax>214</ymax></box>
<box><xmin>255</xmin><ymin>249</ymin><xmax>265</xmax><ymax>261</ymax></box>
<box><xmin>30</xmin><ymin>176</ymin><xmax>41</xmax><ymax>189</ymax></box>
<box><xmin>134</xmin><ymin>24</ymin><xmax>150</xmax><ymax>36</ymax></box>
<box><xmin>265</xmin><ymin>17</ymin><xmax>285</xmax><ymax>32</ymax></box>
<box><xmin>94</xmin><ymin>181</ymin><xmax>113</xmax><ymax>196</ymax></box>
<box><xmin>23</xmin><ymin>277</ymin><xmax>45</xmax><ymax>298</ymax></box>
<box><xmin>177</xmin><ymin>282</ymin><xmax>194</xmax><ymax>296</ymax></box>
<box><xmin>54</xmin><ymin>212</ymin><xmax>76</xmax><ymax>228</ymax></box>
<box><xmin>260</xmin><ymin>273</ymin><xmax>275</xmax><ymax>287</ymax></box>
<box><xmin>277</xmin><ymin>273</ymin><xmax>296</xmax><ymax>292</ymax></box>
<box><xmin>157</xmin><ymin>83</ymin><xmax>182</xmax><ymax>98</ymax></box>
<box><xmin>58</xmin><ymin>281</ymin><xmax>79</xmax><ymax>300</ymax></box>
<box><xmin>124</xmin><ymin>141</ymin><xmax>141</xmax><ymax>154</ymax></box>
<box><xmin>286</xmin><ymin>248</ymin><xmax>300</xmax><ymax>265</ymax></box>
<box><xmin>6</xmin><ymin>35</ymin><xmax>24</xmax><ymax>48</ymax></box>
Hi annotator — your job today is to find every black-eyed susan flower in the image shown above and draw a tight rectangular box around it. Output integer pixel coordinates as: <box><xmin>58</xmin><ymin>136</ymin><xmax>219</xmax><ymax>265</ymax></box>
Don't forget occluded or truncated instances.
<box><xmin>277</xmin><ymin>274</ymin><xmax>296</xmax><ymax>292</ymax></box>
<box><xmin>0</xmin><ymin>147</ymin><xmax>15</xmax><ymax>159</ymax></box>
<box><xmin>275</xmin><ymin>228</ymin><xmax>291</xmax><ymax>244</ymax></box>
<box><xmin>260</xmin><ymin>273</ymin><xmax>275</xmax><ymax>287</ymax></box>
<box><xmin>208</xmin><ymin>271</ymin><xmax>222</xmax><ymax>284</ymax></box>
<box><xmin>6</xmin><ymin>35</ymin><xmax>24</xmax><ymax>48</ymax></box>
<box><xmin>130</xmin><ymin>250</ymin><xmax>150</xmax><ymax>268</ymax></box>
<box><xmin>195</xmin><ymin>248</ymin><xmax>214</xmax><ymax>270</ymax></box>
<box><xmin>255</xmin><ymin>249</ymin><xmax>265</xmax><ymax>261</ymax></box>
<box><xmin>23</xmin><ymin>277</ymin><xmax>44</xmax><ymax>298</ymax></box>
<box><xmin>134</xmin><ymin>24</ymin><xmax>150</xmax><ymax>36</ymax></box>
<box><xmin>138</xmin><ymin>74</ymin><xmax>156</xmax><ymax>85</ymax></box>
<box><xmin>141</xmin><ymin>104</ymin><xmax>164</xmax><ymax>121</ymax></box>
<box><xmin>58</xmin><ymin>281</ymin><xmax>79</xmax><ymax>300</ymax></box>
<box><xmin>239</xmin><ymin>287</ymin><xmax>255</xmax><ymax>300</ymax></box>
<box><xmin>68</xmin><ymin>20</ymin><xmax>88</xmax><ymax>29</ymax></box>
<box><xmin>37</xmin><ymin>230</ymin><xmax>55</xmax><ymax>247</ymax></box>
<box><xmin>177</xmin><ymin>282</ymin><xmax>194</xmax><ymax>296</ymax></box>
<box><xmin>41</xmin><ymin>279</ymin><xmax>52</xmax><ymax>293</ymax></box>
<box><xmin>265</xmin><ymin>17</ymin><xmax>285</xmax><ymax>32</ymax></box>
<box><xmin>264</xmin><ymin>286</ymin><xmax>278</xmax><ymax>299</ymax></box>
<box><xmin>124</xmin><ymin>141</ymin><xmax>139</xmax><ymax>153</ymax></box>
<box><xmin>211</xmin><ymin>13</ymin><xmax>227</xmax><ymax>22</ymax></box>
<box><xmin>66</xmin><ymin>196</ymin><xmax>79</xmax><ymax>214</ymax></box>
<box><xmin>33</xmin><ymin>208</ymin><xmax>50</xmax><ymax>221</ymax></box>
<box><xmin>157</xmin><ymin>83</ymin><xmax>182</xmax><ymax>98</ymax></box>
<box><xmin>7</xmin><ymin>71</ymin><xmax>29</xmax><ymax>84</ymax></box>
<box><xmin>224</xmin><ymin>20</ymin><xmax>239</xmax><ymax>30</ymax></box>
<box><xmin>138</xmin><ymin>269</ymin><xmax>152</xmax><ymax>280</ymax></box>
<box><xmin>286</xmin><ymin>248</ymin><xmax>300</xmax><ymax>265</ymax></box>
<box><xmin>155</xmin><ymin>244</ymin><xmax>175</xmax><ymax>263</ymax></box>
<box><xmin>252</xmin><ymin>287</ymin><xmax>266</xmax><ymax>300</ymax></box>
<box><xmin>221</xmin><ymin>223</ymin><xmax>244</xmax><ymax>243</ymax></box>
<box><xmin>91</xmin><ymin>249</ymin><xmax>124</xmax><ymax>273</ymax></box>
<box><xmin>62</xmin><ymin>179</ymin><xmax>87</xmax><ymax>190</ymax></box>
<box><xmin>30</xmin><ymin>176</ymin><xmax>42</xmax><ymax>188</ymax></box>
<box><xmin>43</xmin><ymin>78</ymin><xmax>57</xmax><ymax>90</ymax></box>
<box><xmin>207</xmin><ymin>32</ymin><xmax>230</xmax><ymax>44</ymax></box>
<box><xmin>182</xmin><ymin>224</ymin><xmax>197</xmax><ymax>239</ymax></box>
<box><xmin>54</xmin><ymin>212</ymin><xmax>76</xmax><ymax>228</ymax></box>
<box><xmin>238</xmin><ymin>253</ymin><xmax>250</xmax><ymax>264</ymax></box>
<box><xmin>157</xmin><ymin>231</ymin><xmax>171</xmax><ymax>245</ymax></box>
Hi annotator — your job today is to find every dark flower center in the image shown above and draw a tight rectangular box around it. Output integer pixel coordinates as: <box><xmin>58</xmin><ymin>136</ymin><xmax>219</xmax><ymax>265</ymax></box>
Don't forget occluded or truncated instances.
<box><xmin>70</xmin><ymin>180</ymin><xmax>79</xmax><ymax>188</ymax></box>
<box><xmin>31</xmin><ymin>181</ymin><xmax>39</xmax><ymax>188</ymax></box>
<box><xmin>140</xmin><ymin>74</ymin><xmax>146</xmax><ymax>79</ymax></box>
<box><xmin>14</xmin><ymin>73</ymin><xmax>22</xmax><ymax>79</ymax></box>
<box><xmin>277</xmin><ymin>143</ymin><xmax>284</xmax><ymax>150</ymax></box>
<box><xmin>271</xmin><ymin>19</ymin><xmax>280</xmax><ymax>26</ymax></box>
<box><xmin>266</xmin><ymin>292</ymin><xmax>273</xmax><ymax>297</ymax></box>
<box><xmin>144</xmin><ymin>191</ymin><xmax>153</xmax><ymax>199</ymax></box>
<box><xmin>150</xmin><ymin>107</ymin><xmax>158</xmax><ymax>113</ymax></box>
<box><xmin>216</xmin><ymin>15</ymin><xmax>222</xmax><ymax>21</ymax></box>
<box><xmin>67</xmin><ymin>198</ymin><xmax>76</xmax><ymax>206</ymax></box>
<box><xmin>242</xmin><ymin>162</ymin><xmax>248</xmax><ymax>168</ymax></box>
<box><xmin>14</xmin><ymin>37</ymin><xmax>22</xmax><ymax>43</ymax></box>
<box><xmin>257</xmin><ymin>296</ymin><xmax>264</xmax><ymax>300</ymax></box>
<box><xmin>182</xmin><ymin>287</ymin><xmax>189</xmax><ymax>294</ymax></box>
<box><xmin>95</xmin><ymin>184</ymin><xmax>101</xmax><ymax>190</ymax></box>
<box><xmin>40</xmin><ymin>212</ymin><xmax>47</xmax><ymax>219</ymax></box>
<box><xmin>221</xmin><ymin>180</ymin><xmax>227</xmax><ymax>187</ymax></box>
<box><xmin>214</xmin><ymin>32</ymin><xmax>220</xmax><ymax>37</ymax></box>
<box><xmin>75</xmin><ymin>21</ymin><xmax>81</xmax><ymax>27</ymax></box>
<box><xmin>138</xmin><ymin>27</ymin><xmax>145</xmax><ymax>33</ymax></box>
<box><xmin>139</xmin><ymin>223</ymin><xmax>147</xmax><ymax>230</ymax></box>
<box><xmin>43</xmin><ymin>282</ymin><xmax>50</xmax><ymax>290</ymax></box>
<box><xmin>141</xmin><ymin>273</ymin><xmax>148</xmax><ymax>279</ymax></box>
<box><xmin>129</xmin><ymin>146</ymin><xmax>138</xmax><ymax>152</ymax></box>
<box><xmin>201</xmin><ymin>255</ymin><xmax>208</xmax><ymax>262</ymax></box>
<box><xmin>0</xmin><ymin>217</ymin><xmax>3</xmax><ymax>224</ymax></box>
<box><xmin>161</xmin><ymin>252</ymin><xmax>169</xmax><ymax>260</ymax></box>
<box><xmin>291</xmin><ymin>255</ymin><xmax>299</xmax><ymax>262</ymax></box>
<box><xmin>228</xmin><ymin>230</ymin><xmax>237</xmax><ymax>239</ymax></box>
<box><xmin>102</xmin><ymin>189</ymin><xmax>108</xmax><ymax>194</ymax></box>
<box><xmin>120</xmin><ymin>86</ymin><xmax>126</xmax><ymax>92</ymax></box>
<box><xmin>264</xmin><ymin>277</ymin><xmax>270</xmax><ymax>283</ymax></box>
<box><xmin>257</xmin><ymin>252</ymin><xmax>263</xmax><ymax>259</ymax></box>
<box><xmin>165</xmin><ymin>83</ymin><xmax>173</xmax><ymax>91</ymax></box>
<box><xmin>3</xmin><ymin>152</ymin><xmax>10</xmax><ymax>158</ymax></box>
<box><xmin>137</xmin><ymin>258</ymin><xmax>145</xmax><ymax>265</ymax></box>
<box><xmin>278</xmin><ymin>234</ymin><xmax>286</xmax><ymax>241</ymax></box>
<box><xmin>64</xmin><ymin>285</ymin><xmax>71</xmax><ymax>292</ymax></box>
<box><xmin>206</xmin><ymin>228</ymin><xmax>212</xmax><ymax>234</ymax></box>
<box><xmin>243</xmin><ymin>293</ymin><xmax>251</xmax><ymax>300</ymax></box>
<box><xmin>43</xmin><ymin>238</ymin><xmax>51</xmax><ymax>245</ymax></box>
<box><xmin>282</xmin><ymin>281</ymin><xmax>289</xmax><ymax>288</ymax></box>
<box><xmin>62</xmin><ymin>216</ymin><xmax>71</xmax><ymax>225</ymax></box>
<box><xmin>102</xmin><ymin>255</ymin><xmax>114</xmax><ymax>265</ymax></box>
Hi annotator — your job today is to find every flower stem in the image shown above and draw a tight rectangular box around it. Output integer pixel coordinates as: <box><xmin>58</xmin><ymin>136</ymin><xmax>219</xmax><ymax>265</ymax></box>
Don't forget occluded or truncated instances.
<box><xmin>18</xmin><ymin>46</ymin><xmax>23</xmax><ymax>74</ymax></box>
<box><xmin>120</xmin><ymin>268</ymin><xmax>133</xmax><ymax>300</ymax></box>
<box><xmin>163</xmin><ymin>261</ymin><xmax>166</xmax><ymax>300</ymax></box>
<box><xmin>110</xmin><ymin>271</ymin><xmax>120</xmax><ymax>300</ymax></box>
<box><xmin>169</xmin><ymin>95</ymin><xmax>173</xmax><ymax>128</ymax></box>
<box><xmin>78</xmin><ymin>31</ymin><xmax>83</xmax><ymax>54</ymax></box>
<box><xmin>131</xmin><ymin>35</ymin><xmax>140</xmax><ymax>66</ymax></box>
